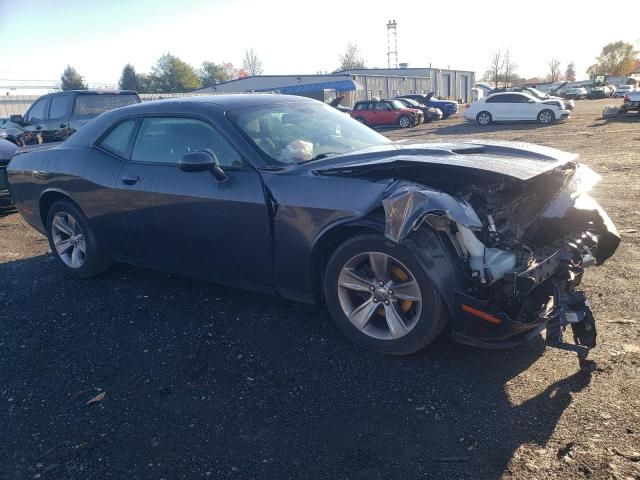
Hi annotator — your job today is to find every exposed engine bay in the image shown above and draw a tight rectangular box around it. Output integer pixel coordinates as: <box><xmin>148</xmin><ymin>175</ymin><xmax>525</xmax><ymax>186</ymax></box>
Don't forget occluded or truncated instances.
<box><xmin>378</xmin><ymin>158</ymin><xmax>619</xmax><ymax>365</ymax></box>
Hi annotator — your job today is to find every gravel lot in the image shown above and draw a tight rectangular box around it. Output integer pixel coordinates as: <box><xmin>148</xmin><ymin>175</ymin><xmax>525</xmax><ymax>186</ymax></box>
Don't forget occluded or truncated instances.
<box><xmin>1</xmin><ymin>99</ymin><xmax>639</xmax><ymax>480</ymax></box>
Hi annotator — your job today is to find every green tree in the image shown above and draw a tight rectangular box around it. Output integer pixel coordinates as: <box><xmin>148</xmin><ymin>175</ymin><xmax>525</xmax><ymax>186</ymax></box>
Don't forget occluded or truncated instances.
<box><xmin>60</xmin><ymin>65</ymin><xmax>87</xmax><ymax>90</ymax></box>
<box><xmin>118</xmin><ymin>63</ymin><xmax>138</xmax><ymax>91</ymax></box>
<box><xmin>136</xmin><ymin>73</ymin><xmax>154</xmax><ymax>93</ymax></box>
<box><xmin>337</xmin><ymin>43</ymin><xmax>366</xmax><ymax>71</ymax></box>
<box><xmin>588</xmin><ymin>41</ymin><xmax>639</xmax><ymax>77</ymax></box>
<box><xmin>199</xmin><ymin>61</ymin><xmax>231</xmax><ymax>86</ymax></box>
<box><xmin>150</xmin><ymin>53</ymin><xmax>201</xmax><ymax>93</ymax></box>
<box><xmin>565</xmin><ymin>61</ymin><xmax>576</xmax><ymax>82</ymax></box>
<box><xmin>242</xmin><ymin>49</ymin><xmax>264</xmax><ymax>76</ymax></box>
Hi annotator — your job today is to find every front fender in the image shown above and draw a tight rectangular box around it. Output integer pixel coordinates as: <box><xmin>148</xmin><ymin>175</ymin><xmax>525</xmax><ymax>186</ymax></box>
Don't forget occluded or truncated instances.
<box><xmin>381</xmin><ymin>180</ymin><xmax>482</xmax><ymax>243</ymax></box>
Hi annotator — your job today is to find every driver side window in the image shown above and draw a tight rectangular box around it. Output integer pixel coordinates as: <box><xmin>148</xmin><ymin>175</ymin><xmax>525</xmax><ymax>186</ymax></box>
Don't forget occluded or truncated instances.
<box><xmin>131</xmin><ymin>117</ymin><xmax>243</xmax><ymax>167</ymax></box>
<box><xmin>25</xmin><ymin>98</ymin><xmax>48</xmax><ymax>123</ymax></box>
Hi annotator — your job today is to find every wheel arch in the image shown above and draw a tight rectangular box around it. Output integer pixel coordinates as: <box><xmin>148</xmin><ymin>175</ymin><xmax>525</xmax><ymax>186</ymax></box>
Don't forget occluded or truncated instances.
<box><xmin>310</xmin><ymin>214</ymin><xmax>385</xmax><ymax>303</ymax></box>
<box><xmin>310</xmin><ymin>212</ymin><xmax>461</xmax><ymax>316</ymax></box>
<box><xmin>39</xmin><ymin>189</ymin><xmax>82</xmax><ymax>230</ymax></box>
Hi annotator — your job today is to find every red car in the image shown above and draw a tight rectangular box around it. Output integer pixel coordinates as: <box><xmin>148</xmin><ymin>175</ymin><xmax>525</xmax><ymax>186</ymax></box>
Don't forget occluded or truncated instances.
<box><xmin>351</xmin><ymin>99</ymin><xmax>423</xmax><ymax>128</ymax></box>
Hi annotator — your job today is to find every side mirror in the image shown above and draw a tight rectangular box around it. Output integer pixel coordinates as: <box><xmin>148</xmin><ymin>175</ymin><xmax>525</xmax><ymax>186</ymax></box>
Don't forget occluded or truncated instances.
<box><xmin>179</xmin><ymin>151</ymin><xmax>228</xmax><ymax>182</ymax></box>
<box><xmin>10</xmin><ymin>114</ymin><xmax>25</xmax><ymax>124</ymax></box>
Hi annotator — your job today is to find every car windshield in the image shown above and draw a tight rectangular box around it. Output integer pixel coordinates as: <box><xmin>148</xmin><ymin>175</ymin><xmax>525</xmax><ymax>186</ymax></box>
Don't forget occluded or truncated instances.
<box><xmin>228</xmin><ymin>101</ymin><xmax>391</xmax><ymax>165</ymax></box>
<box><xmin>388</xmin><ymin>100</ymin><xmax>406</xmax><ymax>109</ymax></box>
<box><xmin>525</xmin><ymin>88</ymin><xmax>547</xmax><ymax>99</ymax></box>
<box><xmin>399</xmin><ymin>98</ymin><xmax>420</xmax><ymax>107</ymax></box>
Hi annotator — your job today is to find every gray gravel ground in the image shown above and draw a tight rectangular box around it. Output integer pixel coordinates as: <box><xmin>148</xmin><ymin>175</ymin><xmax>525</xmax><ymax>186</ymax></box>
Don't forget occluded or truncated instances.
<box><xmin>1</xmin><ymin>99</ymin><xmax>639</xmax><ymax>479</ymax></box>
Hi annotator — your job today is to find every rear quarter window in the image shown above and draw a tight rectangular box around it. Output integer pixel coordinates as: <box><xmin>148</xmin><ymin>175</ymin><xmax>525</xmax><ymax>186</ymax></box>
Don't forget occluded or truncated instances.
<box><xmin>98</xmin><ymin>119</ymin><xmax>139</xmax><ymax>159</ymax></box>
<box><xmin>73</xmin><ymin>94</ymin><xmax>140</xmax><ymax>117</ymax></box>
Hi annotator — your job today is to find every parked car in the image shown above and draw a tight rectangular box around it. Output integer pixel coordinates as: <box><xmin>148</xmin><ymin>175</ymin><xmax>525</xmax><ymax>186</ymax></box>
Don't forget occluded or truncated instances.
<box><xmin>351</xmin><ymin>99</ymin><xmax>423</xmax><ymax>128</ymax></box>
<box><xmin>586</xmin><ymin>86</ymin><xmax>614</xmax><ymax>99</ymax></box>
<box><xmin>393</xmin><ymin>97</ymin><xmax>443</xmax><ymax>121</ymax></box>
<box><xmin>2</xmin><ymin>90</ymin><xmax>141</xmax><ymax>146</ymax></box>
<box><xmin>7</xmin><ymin>95</ymin><xmax>619</xmax><ymax>358</ymax></box>
<box><xmin>464</xmin><ymin>92</ymin><xmax>571</xmax><ymax>125</ymax></box>
<box><xmin>622</xmin><ymin>91</ymin><xmax>640</xmax><ymax>113</ymax></box>
<box><xmin>614</xmin><ymin>84</ymin><xmax>636</xmax><ymax>98</ymax></box>
<box><xmin>0</xmin><ymin>139</ymin><xmax>18</xmax><ymax>191</ymax></box>
<box><xmin>563</xmin><ymin>87</ymin><xmax>588</xmax><ymax>100</ymax></box>
<box><xmin>399</xmin><ymin>93</ymin><xmax>458</xmax><ymax>118</ymax></box>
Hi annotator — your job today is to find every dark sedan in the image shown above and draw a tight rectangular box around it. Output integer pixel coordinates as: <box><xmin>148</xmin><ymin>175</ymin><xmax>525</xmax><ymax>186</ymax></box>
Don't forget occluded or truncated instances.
<box><xmin>0</xmin><ymin>139</ymin><xmax>18</xmax><ymax>191</ymax></box>
<box><xmin>7</xmin><ymin>95</ymin><xmax>619</xmax><ymax>359</ymax></box>
<box><xmin>393</xmin><ymin>97</ymin><xmax>443</xmax><ymax>121</ymax></box>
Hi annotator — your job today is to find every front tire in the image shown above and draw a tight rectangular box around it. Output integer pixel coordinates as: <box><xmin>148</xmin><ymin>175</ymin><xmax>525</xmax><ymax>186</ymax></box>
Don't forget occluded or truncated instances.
<box><xmin>324</xmin><ymin>234</ymin><xmax>445</xmax><ymax>355</ymax></box>
<box><xmin>46</xmin><ymin>200</ymin><xmax>112</xmax><ymax>278</ymax></box>
<box><xmin>476</xmin><ymin>111</ymin><xmax>492</xmax><ymax>125</ymax></box>
<box><xmin>537</xmin><ymin>109</ymin><xmax>555</xmax><ymax>124</ymax></box>
<box><xmin>398</xmin><ymin>115</ymin><xmax>412</xmax><ymax>128</ymax></box>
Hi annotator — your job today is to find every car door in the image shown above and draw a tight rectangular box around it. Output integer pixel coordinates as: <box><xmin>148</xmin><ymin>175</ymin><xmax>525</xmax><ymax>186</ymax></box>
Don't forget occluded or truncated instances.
<box><xmin>42</xmin><ymin>94</ymin><xmax>72</xmax><ymax>143</ymax></box>
<box><xmin>374</xmin><ymin>101</ymin><xmax>394</xmax><ymax>125</ymax></box>
<box><xmin>19</xmin><ymin>97</ymin><xmax>49</xmax><ymax>145</ymax></box>
<box><xmin>507</xmin><ymin>93</ymin><xmax>538</xmax><ymax>120</ymax></box>
<box><xmin>485</xmin><ymin>95</ymin><xmax>508</xmax><ymax>120</ymax></box>
<box><xmin>115</xmin><ymin>115</ymin><xmax>273</xmax><ymax>287</ymax></box>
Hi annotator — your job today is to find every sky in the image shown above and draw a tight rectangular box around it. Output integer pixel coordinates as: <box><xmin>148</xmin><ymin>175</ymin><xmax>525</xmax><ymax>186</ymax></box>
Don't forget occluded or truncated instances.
<box><xmin>1</xmin><ymin>0</ymin><xmax>640</xmax><ymax>90</ymax></box>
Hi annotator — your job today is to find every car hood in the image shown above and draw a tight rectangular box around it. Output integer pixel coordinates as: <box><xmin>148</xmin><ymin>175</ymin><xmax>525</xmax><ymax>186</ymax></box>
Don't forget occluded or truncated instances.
<box><xmin>430</xmin><ymin>99</ymin><xmax>457</xmax><ymax>106</ymax></box>
<box><xmin>311</xmin><ymin>140</ymin><xmax>578</xmax><ymax>181</ymax></box>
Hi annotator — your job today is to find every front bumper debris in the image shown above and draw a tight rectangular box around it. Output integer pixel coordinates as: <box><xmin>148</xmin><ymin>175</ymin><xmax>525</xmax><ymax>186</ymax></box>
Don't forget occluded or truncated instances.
<box><xmin>451</xmin><ymin>219</ymin><xmax>617</xmax><ymax>366</ymax></box>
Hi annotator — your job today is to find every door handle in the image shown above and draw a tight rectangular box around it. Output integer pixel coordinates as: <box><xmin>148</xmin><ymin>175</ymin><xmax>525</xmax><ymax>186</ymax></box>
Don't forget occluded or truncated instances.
<box><xmin>59</xmin><ymin>123</ymin><xmax>67</xmax><ymax>128</ymax></box>
<box><xmin>121</xmin><ymin>175</ymin><xmax>140</xmax><ymax>185</ymax></box>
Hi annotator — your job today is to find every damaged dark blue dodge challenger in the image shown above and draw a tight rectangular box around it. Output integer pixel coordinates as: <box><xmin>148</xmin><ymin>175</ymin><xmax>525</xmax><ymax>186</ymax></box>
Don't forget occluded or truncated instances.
<box><xmin>7</xmin><ymin>95</ymin><xmax>619</xmax><ymax>360</ymax></box>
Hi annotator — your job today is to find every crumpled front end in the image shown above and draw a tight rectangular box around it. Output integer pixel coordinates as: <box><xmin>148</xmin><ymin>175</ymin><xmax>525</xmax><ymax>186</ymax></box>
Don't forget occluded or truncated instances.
<box><xmin>381</xmin><ymin>162</ymin><xmax>620</xmax><ymax>358</ymax></box>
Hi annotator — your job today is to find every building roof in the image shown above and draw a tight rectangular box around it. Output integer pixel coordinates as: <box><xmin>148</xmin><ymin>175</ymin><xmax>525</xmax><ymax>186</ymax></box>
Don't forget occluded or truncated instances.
<box><xmin>254</xmin><ymin>79</ymin><xmax>362</xmax><ymax>94</ymax></box>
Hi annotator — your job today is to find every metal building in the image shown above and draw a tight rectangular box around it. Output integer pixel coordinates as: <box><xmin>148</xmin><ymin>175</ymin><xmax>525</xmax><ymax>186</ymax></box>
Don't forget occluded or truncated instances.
<box><xmin>192</xmin><ymin>66</ymin><xmax>475</xmax><ymax>106</ymax></box>
<box><xmin>337</xmin><ymin>67</ymin><xmax>476</xmax><ymax>103</ymax></box>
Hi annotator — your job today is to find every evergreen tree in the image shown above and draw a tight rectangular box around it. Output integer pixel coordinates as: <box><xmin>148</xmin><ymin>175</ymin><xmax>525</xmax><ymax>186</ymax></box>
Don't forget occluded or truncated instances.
<box><xmin>118</xmin><ymin>63</ymin><xmax>138</xmax><ymax>91</ymax></box>
<box><xmin>60</xmin><ymin>65</ymin><xmax>87</xmax><ymax>90</ymax></box>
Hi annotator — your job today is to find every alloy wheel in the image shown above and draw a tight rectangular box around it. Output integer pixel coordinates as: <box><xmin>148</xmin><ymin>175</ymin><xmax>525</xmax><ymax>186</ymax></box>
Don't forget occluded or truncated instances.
<box><xmin>337</xmin><ymin>251</ymin><xmax>423</xmax><ymax>340</ymax></box>
<box><xmin>399</xmin><ymin>116</ymin><xmax>411</xmax><ymax>128</ymax></box>
<box><xmin>539</xmin><ymin>111</ymin><xmax>553</xmax><ymax>124</ymax></box>
<box><xmin>478</xmin><ymin>112</ymin><xmax>490</xmax><ymax>125</ymax></box>
<box><xmin>51</xmin><ymin>211</ymin><xmax>86</xmax><ymax>268</ymax></box>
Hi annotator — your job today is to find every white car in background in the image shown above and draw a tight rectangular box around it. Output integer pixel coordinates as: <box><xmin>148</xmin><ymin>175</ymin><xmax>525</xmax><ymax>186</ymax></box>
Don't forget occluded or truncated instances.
<box><xmin>614</xmin><ymin>84</ymin><xmax>636</xmax><ymax>98</ymax></box>
<box><xmin>464</xmin><ymin>92</ymin><xmax>571</xmax><ymax>125</ymax></box>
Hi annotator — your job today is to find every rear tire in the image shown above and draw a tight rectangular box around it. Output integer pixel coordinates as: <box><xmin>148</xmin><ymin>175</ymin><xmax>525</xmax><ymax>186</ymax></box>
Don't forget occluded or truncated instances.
<box><xmin>537</xmin><ymin>109</ymin><xmax>555</xmax><ymax>124</ymax></box>
<box><xmin>46</xmin><ymin>200</ymin><xmax>112</xmax><ymax>278</ymax></box>
<box><xmin>476</xmin><ymin>111</ymin><xmax>492</xmax><ymax>125</ymax></box>
<box><xmin>324</xmin><ymin>233</ymin><xmax>445</xmax><ymax>355</ymax></box>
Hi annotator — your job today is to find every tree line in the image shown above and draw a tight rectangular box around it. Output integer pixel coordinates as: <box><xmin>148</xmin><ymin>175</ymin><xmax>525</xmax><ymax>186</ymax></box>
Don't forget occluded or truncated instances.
<box><xmin>61</xmin><ymin>43</ymin><xmax>368</xmax><ymax>93</ymax></box>
<box><xmin>60</xmin><ymin>49</ymin><xmax>265</xmax><ymax>92</ymax></box>
<box><xmin>482</xmin><ymin>41</ymin><xmax>639</xmax><ymax>87</ymax></box>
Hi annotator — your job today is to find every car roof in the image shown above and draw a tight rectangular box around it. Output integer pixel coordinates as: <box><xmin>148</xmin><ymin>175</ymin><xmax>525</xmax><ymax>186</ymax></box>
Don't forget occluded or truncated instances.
<box><xmin>161</xmin><ymin>93</ymin><xmax>312</xmax><ymax>109</ymax></box>
<box><xmin>63</xmin><ymin>94</ymin><xmax>322</xmax><ymax>149</ymax></box>
<box><xmin>488</xmin><ymin>91</ymin><xmax>530</xmax><ymax>97</ymax></box>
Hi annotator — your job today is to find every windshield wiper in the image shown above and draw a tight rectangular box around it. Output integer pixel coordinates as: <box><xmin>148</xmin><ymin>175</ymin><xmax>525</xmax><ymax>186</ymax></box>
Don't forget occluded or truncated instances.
<box><xmin>302</xmin><ymin>152</ymin><xmax>339</xmax><ymax>164</ymax></box>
